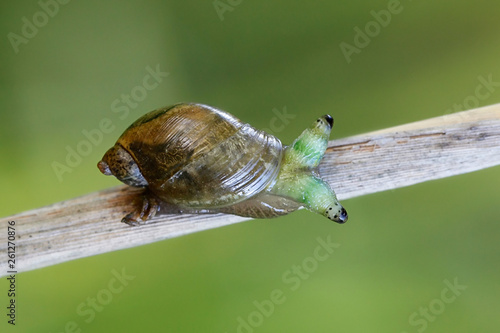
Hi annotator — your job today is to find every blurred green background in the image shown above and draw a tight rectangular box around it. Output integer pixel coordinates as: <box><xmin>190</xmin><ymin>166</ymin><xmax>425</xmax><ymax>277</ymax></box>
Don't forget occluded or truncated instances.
<box><xmin>1</xmin><ymin>0</ymin><xmax>499</xmax><ymax>332</ymax></box>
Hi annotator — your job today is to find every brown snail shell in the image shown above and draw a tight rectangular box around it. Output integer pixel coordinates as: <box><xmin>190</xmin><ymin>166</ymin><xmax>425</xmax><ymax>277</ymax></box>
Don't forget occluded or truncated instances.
<box><xmin>101</xmin><ymin>103</ymin><xmax>281</xmax><ymax>207</ymax></box>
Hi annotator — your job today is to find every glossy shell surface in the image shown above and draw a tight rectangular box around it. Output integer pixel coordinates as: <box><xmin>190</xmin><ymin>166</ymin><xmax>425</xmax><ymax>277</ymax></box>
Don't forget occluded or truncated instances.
<box><xmin>116</xmin><ymin>103</ymin><xmax>283</xmax><ymax>208</ymax></box>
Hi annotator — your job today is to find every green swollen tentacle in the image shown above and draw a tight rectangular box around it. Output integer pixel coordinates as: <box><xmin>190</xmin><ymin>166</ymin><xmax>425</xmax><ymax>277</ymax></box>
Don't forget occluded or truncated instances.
<box><xmin>283</xmin><ymin>114</ymin><xmax>332</xmax><ymax>169</ymax></box>
<box><xmin>270</xmin><ymin>115</ymin><xmax>347</xmax><ymax>223</ymax></box>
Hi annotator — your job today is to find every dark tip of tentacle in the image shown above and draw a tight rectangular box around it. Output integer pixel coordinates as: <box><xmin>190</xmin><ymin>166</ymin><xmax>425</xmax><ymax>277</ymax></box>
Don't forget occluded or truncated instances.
<box><xmin>324</xmin><ymin>115</ymin><xmax>333</xmax><ymax>128</ymax></box>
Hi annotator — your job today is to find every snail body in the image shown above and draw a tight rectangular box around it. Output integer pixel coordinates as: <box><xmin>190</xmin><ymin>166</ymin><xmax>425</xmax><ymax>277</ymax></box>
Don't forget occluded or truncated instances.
<box><xmin>98</xmin><ymin>103</ymin><xmax>347</xmax><ymax>225</ymax></box>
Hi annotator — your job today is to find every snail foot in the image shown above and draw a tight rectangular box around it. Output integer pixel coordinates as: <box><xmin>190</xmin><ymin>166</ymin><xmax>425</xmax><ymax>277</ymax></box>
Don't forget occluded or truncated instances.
<box><xmin>122</xmin><ymin>194</ymin><xmax>160</xmax><ymax>226</ymax></box>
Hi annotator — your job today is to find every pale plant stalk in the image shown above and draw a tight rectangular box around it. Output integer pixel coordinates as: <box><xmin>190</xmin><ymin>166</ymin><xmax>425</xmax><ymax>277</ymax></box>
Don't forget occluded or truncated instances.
<box><xmin>1</xmin><ymin>103</ymin><xmax>499</xmax><ymax>276</ymax></box>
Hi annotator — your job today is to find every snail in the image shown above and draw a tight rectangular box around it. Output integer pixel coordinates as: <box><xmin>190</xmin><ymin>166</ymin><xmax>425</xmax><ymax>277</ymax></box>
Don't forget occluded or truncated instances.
<box><xmin>97</xmin><ymin>103</ymin><xmax>347</xmax><ymax>226</ymax></box>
